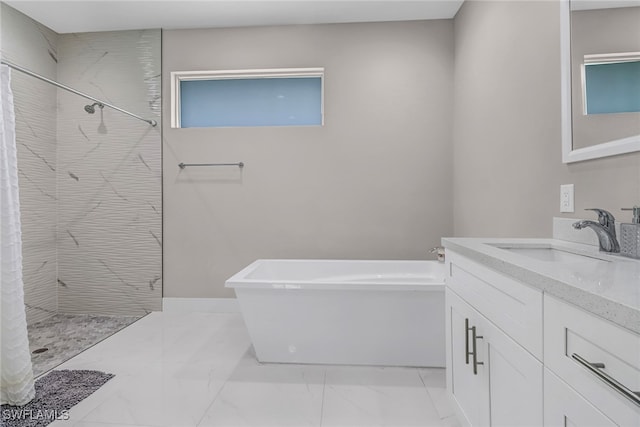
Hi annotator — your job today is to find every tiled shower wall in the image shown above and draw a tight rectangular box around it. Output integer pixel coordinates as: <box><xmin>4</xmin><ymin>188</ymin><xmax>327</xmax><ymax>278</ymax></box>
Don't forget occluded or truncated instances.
<box><xmin>1</xmin><ymin>4</ymin><xmax>58</xmax><ymax>324</ymax></box>
<box><xmin>56</xmin><ymin>30</ymin><xmax>162</xmax><ymax>315</ymax></box>
<box><xmin>2</xmin><ymin>3</ymin><xmax>162</xmax><ymax>321</ymax></box>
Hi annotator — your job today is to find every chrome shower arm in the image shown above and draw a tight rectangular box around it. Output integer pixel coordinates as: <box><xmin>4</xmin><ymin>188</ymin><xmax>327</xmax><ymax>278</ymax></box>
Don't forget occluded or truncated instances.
<box><xmin>1</xmin><ymin>59</ymin><xmax>157</xmax><ymax>127</ymax></box>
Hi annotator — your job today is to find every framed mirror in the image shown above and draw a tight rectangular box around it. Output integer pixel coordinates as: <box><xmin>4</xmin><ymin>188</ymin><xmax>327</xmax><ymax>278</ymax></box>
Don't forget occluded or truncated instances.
<box><xmin>561</xmin><ymin>0</ymin><xmax>640</xmax><ymax>163</ymax></box>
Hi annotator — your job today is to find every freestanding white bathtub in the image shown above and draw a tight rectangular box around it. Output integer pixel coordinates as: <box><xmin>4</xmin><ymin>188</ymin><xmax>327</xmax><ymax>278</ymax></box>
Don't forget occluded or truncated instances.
<box><xmin>226</xmin><ymin>259</ymin><xmax>445</xmax><ymax>367</ymax></box>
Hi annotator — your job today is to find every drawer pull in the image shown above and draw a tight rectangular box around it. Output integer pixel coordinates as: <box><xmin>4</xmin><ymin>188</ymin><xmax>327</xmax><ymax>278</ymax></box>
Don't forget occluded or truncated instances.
<box><xmin>571</xmin><ymin>353</ymin><xmax>640</xmax><ymax>407</ymax></box>
<box><xmin>471</xmin><ymin>326</ymin><xmax>484</xmax><ymax>375</ymax></box>
<box><xmin>465</xmin><ymin>318</ymin><xmax>471</xmax><ymax>365</ymax></box>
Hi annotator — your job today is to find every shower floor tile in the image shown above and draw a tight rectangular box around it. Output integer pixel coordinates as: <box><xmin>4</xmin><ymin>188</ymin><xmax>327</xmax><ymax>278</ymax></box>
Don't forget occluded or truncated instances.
<box><xmin>28</xmin><ymin>314</ymin><xmax>143</xmax><ymax>377</ymax></box>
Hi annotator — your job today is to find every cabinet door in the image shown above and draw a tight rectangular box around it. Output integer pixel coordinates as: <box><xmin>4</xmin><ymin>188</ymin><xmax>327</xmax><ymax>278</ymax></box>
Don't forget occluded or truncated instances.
<box><xmin>447</xmin><ymin>288</ymin><xmax>543</xmax><ymax>427</ymax></box>
<box><xmin>446</xmin><ymin>289</ymin><xmax>488</xmax><ymax>427</ymax></box>
<box><xmin>483</xmin><ymin>312</ymin><xmax>543</xmax><ymax>426</ymax></box>
<box><xmin>544</xmin><ymin>368</ymin><xmax>617</xmax><ymax>427</ymax></box>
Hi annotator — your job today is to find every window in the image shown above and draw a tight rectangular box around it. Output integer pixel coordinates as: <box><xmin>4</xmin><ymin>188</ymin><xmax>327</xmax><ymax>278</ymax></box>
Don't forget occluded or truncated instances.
<box><xmin>582</xmin><ymin>52</ymin><xmax>640</xmax><ymax>115</ymax></box>
<box><xmin>171</xmin><ymin>68</ymin><xmax>324</xmax><ymax>128</ymax></box>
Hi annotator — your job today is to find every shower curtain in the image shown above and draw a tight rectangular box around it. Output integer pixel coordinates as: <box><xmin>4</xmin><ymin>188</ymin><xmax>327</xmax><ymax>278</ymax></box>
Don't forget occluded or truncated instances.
<box><xmin>0</xmin><ymin>64</ymin><xmax>36</xmax><ymax>406</ymax></box>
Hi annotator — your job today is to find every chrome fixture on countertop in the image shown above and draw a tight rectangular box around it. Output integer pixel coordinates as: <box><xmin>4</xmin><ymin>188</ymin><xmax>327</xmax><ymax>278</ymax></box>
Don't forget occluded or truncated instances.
<box><xmin>573</xmin><ymin>208</ymin><xmax>620</xmax><ymax>253</ymax></box>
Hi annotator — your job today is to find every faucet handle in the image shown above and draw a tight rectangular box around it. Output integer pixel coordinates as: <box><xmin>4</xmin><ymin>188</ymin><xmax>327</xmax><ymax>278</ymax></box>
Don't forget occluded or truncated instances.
<box><xmin>585</xmin><ymin>208</ymin><xmax>616</xmax><ymax>227</ymax></box>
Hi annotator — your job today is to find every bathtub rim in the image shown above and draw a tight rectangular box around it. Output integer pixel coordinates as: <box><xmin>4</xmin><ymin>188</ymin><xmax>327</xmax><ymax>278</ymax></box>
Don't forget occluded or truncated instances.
<box><xmin>225</xmin><ymin>259</ymin><xmax>446</xmax><ymax>292</ymax></box>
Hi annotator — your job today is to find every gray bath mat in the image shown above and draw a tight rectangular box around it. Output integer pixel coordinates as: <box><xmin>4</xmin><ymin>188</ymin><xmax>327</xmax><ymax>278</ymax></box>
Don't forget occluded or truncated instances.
<box><xmin>1</xmin><ymin>369</ymin><xmax>114</xmax><ymax>427</ymax></box>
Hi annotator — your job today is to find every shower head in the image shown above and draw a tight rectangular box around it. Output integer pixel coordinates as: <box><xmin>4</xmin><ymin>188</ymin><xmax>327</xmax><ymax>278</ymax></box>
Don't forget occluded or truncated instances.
<box><xmin>84</xmin><ymin>102</ymin><xmax>104</xmax><ymax>114</ymax></box>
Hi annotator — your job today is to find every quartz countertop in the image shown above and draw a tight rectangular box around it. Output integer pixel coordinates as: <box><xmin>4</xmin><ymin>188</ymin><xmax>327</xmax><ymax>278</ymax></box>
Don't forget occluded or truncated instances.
<box><xmin>442</xmin><ymin>237</ymin><xmax>640</xmax><ymax>335</ymax></box>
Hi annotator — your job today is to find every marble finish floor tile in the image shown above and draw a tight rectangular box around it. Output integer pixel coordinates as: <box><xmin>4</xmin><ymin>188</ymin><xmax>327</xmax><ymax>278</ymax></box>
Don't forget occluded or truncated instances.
<box><xmin>419</xmin><ymin>369</ymin><xmax>457</xmax><ymax>422</ymax></box>
<box><xmin>79</xmin><ymin>365</ymin><xmax>226</xmax><ymax>427</ymax></box>
<box><xmin>43</xmin><ymin>312</ymin><xmax>458</xmax><ymax>427</ymax></box>
<box><xmin>28</xmin><ymin>313</ymin><xmax>143</xmax><ymax>377</ymax></box>
<box><xmin>321</xmin><ymin>366</ymin><xmax>443</xmax><ymax>427</ymax></box>
<box><xmin>71</xmin><ymin>423</ymin><xmax>156</xmax><ymax>427</ymax></box>
<box><xmin>198</xmin><ymin>354</ymin><xmax>326</xmax><ymax>427</ymax></box>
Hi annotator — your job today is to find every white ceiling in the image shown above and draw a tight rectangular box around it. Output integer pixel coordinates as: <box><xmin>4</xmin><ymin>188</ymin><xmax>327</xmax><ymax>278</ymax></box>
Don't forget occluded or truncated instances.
<box><xmin>4</xmin><ymin>0</ymin><xmax>465</xmax><ymax>34</ymax></box>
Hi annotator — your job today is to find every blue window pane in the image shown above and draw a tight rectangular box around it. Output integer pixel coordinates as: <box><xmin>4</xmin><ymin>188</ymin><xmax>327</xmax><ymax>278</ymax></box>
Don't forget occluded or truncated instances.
<box><xmin>585</xmin><ymin>61</ymin><xmax>640</xmax><ymax>114</ymax></box>
<box><xmin>180</xmin><ymin>77</ymin><xmax>322</xmax><ymax>127</ymax></box>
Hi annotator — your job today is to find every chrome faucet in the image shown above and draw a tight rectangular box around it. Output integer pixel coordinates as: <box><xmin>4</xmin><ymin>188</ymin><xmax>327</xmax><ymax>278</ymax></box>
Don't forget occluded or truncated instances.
<box><xmin>430</xmin><ymin>247</ymin><xmax>445</xmax><ymax>263</ymax></box>
<box><xmin>572</xmin><ymin>208</ymin><xmax>620</xmax><ymax>253</ymax></box>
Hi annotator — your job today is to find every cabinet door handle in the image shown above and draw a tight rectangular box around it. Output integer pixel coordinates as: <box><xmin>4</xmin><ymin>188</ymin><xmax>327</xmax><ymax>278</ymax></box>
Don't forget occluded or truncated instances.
<box><xmin>472</xmin><ymin>326</ymin><xmax>484</xmax><ymax>375</ymax></box>
<box><xmin>571</xmin><ymin>353</ymin><xmax>640</xmax><ymax>407</ymax></box>
<box><xmin>465</xmin><ymin>318</ymin><xmax>471</xmax><ymax>365</ymax></box>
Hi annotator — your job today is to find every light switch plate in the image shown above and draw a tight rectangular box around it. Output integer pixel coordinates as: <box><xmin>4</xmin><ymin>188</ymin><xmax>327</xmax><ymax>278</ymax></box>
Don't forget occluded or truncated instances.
<box><xmin>560</xmin><ymin>184</ymin><xmax>574</xmax><ymax>213</ymax></box>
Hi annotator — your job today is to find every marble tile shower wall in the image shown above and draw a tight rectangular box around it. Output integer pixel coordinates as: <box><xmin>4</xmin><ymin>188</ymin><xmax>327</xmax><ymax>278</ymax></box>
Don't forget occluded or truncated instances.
<box><xmin>56</xmin><ymin>30</ymin><xmax>162</xmax><ymax>316</ymax></box>
<box><xmin>1</xmin><ymin>4</ymin><xmax>59</xmax><ymax>324</ymax></box>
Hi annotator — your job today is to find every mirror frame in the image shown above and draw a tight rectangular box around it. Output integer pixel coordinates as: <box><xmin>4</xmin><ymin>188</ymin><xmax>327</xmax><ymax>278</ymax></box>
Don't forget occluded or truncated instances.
<box><xmin>561</xmin><ymin>0</ymin><xmax>640</xmax><ymax>163</ymax></box>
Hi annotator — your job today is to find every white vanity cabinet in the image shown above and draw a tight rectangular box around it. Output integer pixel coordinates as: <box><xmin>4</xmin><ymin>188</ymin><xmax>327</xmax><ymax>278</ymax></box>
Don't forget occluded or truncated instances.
<box><xmin>544</xmin><ymin>368</ymin><xmax>617</xmax><ymax>427</ymax></box>
<box><xmin>544</xmin><ymin>295</ymin><xmax>640</xmax><ymax>426</ymax></box>
<box><xmin>445</xmin><ymin>251</ymin><xmax>544</xmax><ymax>426</ymax></box>
<box><xmin>445</xmin><ymin>246</ymin><xmax>640</xmax><ymax>427</ymax></box>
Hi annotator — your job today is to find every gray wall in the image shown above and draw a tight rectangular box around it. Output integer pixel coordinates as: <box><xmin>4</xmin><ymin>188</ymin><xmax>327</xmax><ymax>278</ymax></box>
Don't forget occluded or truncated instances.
<box><xmin>56</xmin><ymin>30</ymin><xmax>162</xmax><ymax>315</ymax></box>
<box><xmin>163</xmin><ymin>20</ymin><xmax>454</xmax><ymax>298</ymax></box>
<box><xmin>571</xmin><ymin>6</ymin><xmax>640</xmax><ymax>149</ymax></box>
<box><xmin>1</xmin><ymin>4</ymin><xmax>58</xmax><ymax>324</ymax></box>
<box><xmin>452</xmin><ymin>0</ymin><xmax>640</xmax><ymax>238</ymax></box>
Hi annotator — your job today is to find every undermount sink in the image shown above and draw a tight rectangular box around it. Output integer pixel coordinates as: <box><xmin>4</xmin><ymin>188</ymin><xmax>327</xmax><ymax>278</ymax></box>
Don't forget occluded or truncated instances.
<box><xmin>488</xmin><ymin>244</ymin><xmax>610</xmax><ymax>263</ymax></box>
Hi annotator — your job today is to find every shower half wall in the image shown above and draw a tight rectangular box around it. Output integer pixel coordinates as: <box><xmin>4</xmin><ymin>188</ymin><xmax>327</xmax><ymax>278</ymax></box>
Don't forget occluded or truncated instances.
<box><xmin>1</xmin><ymin>4</ymin><xmax>162</xmax><ymax>323</ymax></box>
<box><xmin>56</xmin><ymin>30</ymin><xmax>162</xmax><ymax>316</ymax></box>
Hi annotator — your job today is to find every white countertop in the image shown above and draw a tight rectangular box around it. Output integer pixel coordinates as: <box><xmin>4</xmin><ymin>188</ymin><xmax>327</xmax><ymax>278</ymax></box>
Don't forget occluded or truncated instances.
<box><xmin>442</xmin><ymin>237</ymin><xmax>640</xmax><ymax>335</ymax></box>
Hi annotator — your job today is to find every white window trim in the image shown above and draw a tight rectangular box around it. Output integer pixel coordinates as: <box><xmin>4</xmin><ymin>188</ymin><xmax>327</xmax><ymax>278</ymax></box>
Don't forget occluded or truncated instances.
<box><xmin>170</xmin><ymin>67</ymin><xmax>325</xmax><ymax>129</ymax></box>
<box><xmin>583</xmin><ymin>51</ymin><xmax>640</xmax><ymax>65</ymax></box>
